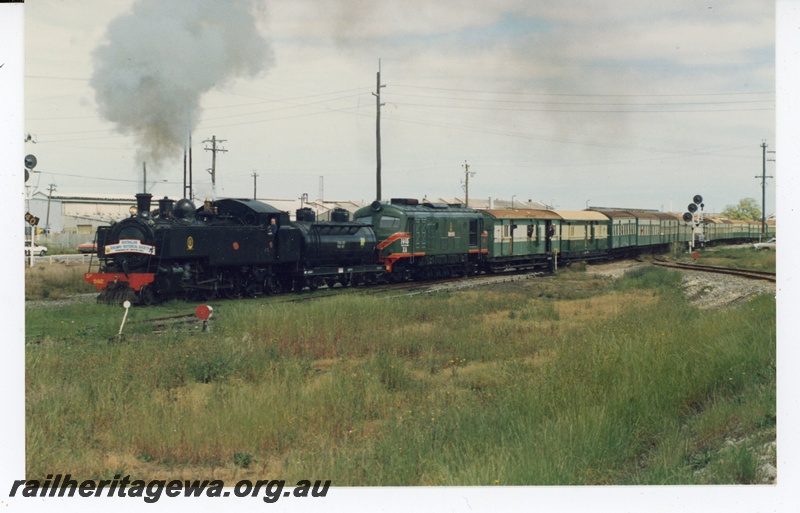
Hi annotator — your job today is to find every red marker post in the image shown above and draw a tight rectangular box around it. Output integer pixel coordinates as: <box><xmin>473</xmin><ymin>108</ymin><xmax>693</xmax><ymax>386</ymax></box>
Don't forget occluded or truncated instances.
<box><xmin>196</xmin><ymin>304</ymin><xmax>213</xmax><ymax>332</ymax></box>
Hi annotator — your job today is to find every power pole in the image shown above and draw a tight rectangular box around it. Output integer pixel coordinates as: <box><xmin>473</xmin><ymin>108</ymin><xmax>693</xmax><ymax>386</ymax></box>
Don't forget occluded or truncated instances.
<box><xmin>462</xmin><ymin>160</ymin><xmax>476</xmax><ymax>206</ymax></box>
<box><xmin>142</xmin><ymin>162</ymin><xmax>147</xmax><ymax>193</ymax></box>
<box><xmin>252</xmin><ymin>171</ymin><xmax>259</xmax><ymax>200</ymax></box>
<box><xmin>319</xmin><ymin>175</ymin><xmax>324</xmax><ymax>201</ymax></box>
<box><xmin>203</xmin><ymin>135</ymin><xmax>227</xmax><ymax>193</ymax></box>
<box><xmin>372</xmin><ymin>59</ymin><xmax>386</xmax><ymax>201</ymax></box>
<box><xmin>756</xmin><ymin>141</ymin><xmax>774</xmax><ymax>240</ymax></box>
<box><xmin>45</xmin><ymin>182</ymin><xmax>56</xmax><ymax>233</ymax></box>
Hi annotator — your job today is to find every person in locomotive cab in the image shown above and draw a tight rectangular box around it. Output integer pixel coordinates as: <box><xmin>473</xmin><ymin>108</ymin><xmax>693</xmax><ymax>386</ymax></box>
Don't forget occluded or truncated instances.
<box><xmin>266</xmin><ymin>217</ymin><xmax>278</xmax><ymax>251</ymax></box>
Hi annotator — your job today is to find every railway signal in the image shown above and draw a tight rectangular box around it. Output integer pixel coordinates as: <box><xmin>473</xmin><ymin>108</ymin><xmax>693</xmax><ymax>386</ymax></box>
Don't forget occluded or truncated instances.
<box><xmin>112</xmin><ymin>300</ymin><xmax>132</xmax><ymax>342</ymax></box>
<box><xmin>25</xmin><ymin>153</ymin><xmax>37</xmax><ymax>170</ymax></box>
<box><xmin>25</xmin><ymin>154</ymin><xmax>40</xmax><ymax>267</ymax></box>
<box><xmin>196</xmin><ymin>304</ymin><xmax>213</xmax><ymax>332</ymax></box>
<box><xmin>683</xmin><ymin>194</ymin><xmax>704</xmax><ymax>252</ymax></box>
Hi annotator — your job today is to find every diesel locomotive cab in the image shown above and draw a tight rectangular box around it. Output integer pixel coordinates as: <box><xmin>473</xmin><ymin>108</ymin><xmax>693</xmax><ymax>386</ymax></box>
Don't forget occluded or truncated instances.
<box><xmin>353</xmin><ymin>198</ymin><xmax>486</xmax><ymax>281</ymax></box>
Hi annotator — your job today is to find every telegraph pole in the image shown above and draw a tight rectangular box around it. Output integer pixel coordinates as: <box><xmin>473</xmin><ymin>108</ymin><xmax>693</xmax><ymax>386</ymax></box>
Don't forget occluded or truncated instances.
<box><xmin>373</xmin><ymin>59</ymin><xmax>386</xmax><ymax>201</ymax></box>
<box><xmin>462</xmin><ymin>160</ymin><xmax>476</xmax><ymax>206</ymax></box>
<box><xmin>204</xmin><ymin>135</ymin><xmax>227</xmax><ymax>193</ymax></box>
<box><xmin>45</xmin><ymin>183</ymin><xmax>56</xmax><ymax>234</ymax></box>
<box><xmin>756</xmin><ymin>141</ymin><xmax>774</xmax><ymax>240</ymax></box>
<box><xmin>252</xmin><ymin>171</ymin><xmax>259</xmax><ymax>200</ymax></box>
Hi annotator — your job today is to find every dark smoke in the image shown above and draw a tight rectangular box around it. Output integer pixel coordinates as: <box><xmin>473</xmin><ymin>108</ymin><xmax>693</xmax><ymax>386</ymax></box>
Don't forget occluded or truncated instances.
<box><xmin>91</xmin><ymin>0</ymin><xmax>273</xmax><ymax>164</ymax></box>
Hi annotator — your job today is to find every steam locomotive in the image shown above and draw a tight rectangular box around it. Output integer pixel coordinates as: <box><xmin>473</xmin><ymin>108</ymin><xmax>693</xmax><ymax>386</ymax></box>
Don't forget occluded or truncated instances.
<box><xmin>84</xmin><ymin>193</ymin><xmax>383</xmax><ymax>304</ymax></box>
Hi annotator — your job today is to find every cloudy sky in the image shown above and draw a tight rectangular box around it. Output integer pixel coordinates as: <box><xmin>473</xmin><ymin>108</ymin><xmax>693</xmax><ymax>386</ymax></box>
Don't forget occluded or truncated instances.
<box><xmin>24</xmin><ymin>0</ymin><xmax>776</xmax><ymax>213</ymax></box>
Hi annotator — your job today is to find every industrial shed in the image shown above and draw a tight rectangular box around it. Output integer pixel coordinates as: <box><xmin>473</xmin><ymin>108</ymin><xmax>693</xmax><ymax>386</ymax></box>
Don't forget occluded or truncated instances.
<box><xmin>28</xmin><ymin>193</ymin><xmax>140</xmax><ymax>234</ymax></box>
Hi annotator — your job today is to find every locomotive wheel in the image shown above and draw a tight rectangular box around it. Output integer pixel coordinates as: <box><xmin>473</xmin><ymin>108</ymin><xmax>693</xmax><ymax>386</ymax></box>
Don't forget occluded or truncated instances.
<box><xmin>219</xmin><ymin>272</ymin><xmax>241</xmax><ymax>299</ymax></box>
<box><xmin>264</xmin><ymin>277</ymin><xmax>280</xmax><ymax>296</ymax></box>
<box><xmin>138</xmin><ymin>285</ymin><xmax>157</xmax><ymax>306</ymax></box>
<box><xmin>275</xmin><ymin>276</ymin><xmax>290</xmax><ymax>294</ymax></box>
<box><xmin>246</xmin><ymin>283</ymin><xmax>262</xmax><ymax>298</ymax></box>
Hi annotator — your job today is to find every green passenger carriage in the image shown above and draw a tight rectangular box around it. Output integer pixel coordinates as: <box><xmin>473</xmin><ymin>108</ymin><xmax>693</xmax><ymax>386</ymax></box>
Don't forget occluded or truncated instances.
<box><xmin>478</xmin><ymin>209</ymin><xmax>560</xmax><ymax>272</ymax></box>
<box><xmin>652</xmin><ymin>212</ymin><xmax>683</xmax><ymax>246</ymax></box>
<box><xmin>551</xmin><ymin>210</ymin><xmax>610</xmax><ymax>262</ymax></box>
<box><xmin>591</xmin><ymin>210</ymin><xmax>637</xmax><ymax>256</ymax></box>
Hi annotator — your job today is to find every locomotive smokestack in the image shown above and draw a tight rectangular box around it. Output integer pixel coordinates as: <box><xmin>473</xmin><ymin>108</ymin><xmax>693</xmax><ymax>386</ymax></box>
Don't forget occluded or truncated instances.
<box><xmin>136</xmin><ymin>193</ymin><xmax>153</xmax><ymax>218</ymax></box>
<box><xmin>158</xmin><ymin>196</ymin><xmax>174</xmax><ymax>218</ymax></box>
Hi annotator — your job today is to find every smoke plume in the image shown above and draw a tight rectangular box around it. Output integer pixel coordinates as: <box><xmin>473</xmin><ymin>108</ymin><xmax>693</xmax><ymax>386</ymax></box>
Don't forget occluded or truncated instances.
<box><xmin>91</xmin><ymin>0</ymin><xmax>273</xmax><ymax>164</ymax></box>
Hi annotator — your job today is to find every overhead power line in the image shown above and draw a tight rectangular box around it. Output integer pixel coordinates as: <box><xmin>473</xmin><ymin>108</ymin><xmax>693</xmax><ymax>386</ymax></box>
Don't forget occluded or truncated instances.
<box><xmin>391</xmin><ymin>83</ymin><xmax>775</xmax><ymax>98</ymax></box>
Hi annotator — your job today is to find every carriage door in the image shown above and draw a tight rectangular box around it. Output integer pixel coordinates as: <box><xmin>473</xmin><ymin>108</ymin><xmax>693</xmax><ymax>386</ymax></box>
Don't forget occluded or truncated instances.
<box><xmin>545</xmin><ymin>221</ymin><xmax>553</xmax><ymax>253</ymax></box>
<box><xmin>468</xmin><ymin>219</ymin><xmax>479</xmax><ymax>250</ymax></box>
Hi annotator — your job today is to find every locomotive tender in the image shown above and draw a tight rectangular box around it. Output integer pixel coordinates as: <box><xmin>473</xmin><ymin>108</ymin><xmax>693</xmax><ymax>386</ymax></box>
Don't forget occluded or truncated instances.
<box><xmin>85</xmin><ymin>194</ymin><xmax>776</xmax><ymax>304</ymax></box>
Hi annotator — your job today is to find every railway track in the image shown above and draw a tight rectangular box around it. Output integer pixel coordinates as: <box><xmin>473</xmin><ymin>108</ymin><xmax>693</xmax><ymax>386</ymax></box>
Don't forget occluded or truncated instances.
<box><xmin>127</xmin><ymin>271</ymin><xmax>544</xmax><ymax>334</ymax></box>
<box><xmin>651</xmin><ymin>260</ymin><xmax>776</xmax><ymax>282</ymax></box>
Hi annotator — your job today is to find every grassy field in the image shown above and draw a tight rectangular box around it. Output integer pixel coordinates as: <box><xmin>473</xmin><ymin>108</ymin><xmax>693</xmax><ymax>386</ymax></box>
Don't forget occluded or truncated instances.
<box><xmin>24</xmin><ymin>257</ymin><xmax>776</xmax><ymax>485</ymax></box>
<box><xmin>24</xmin><ymin>262</ymin><xmax>97</xmax><ymax>300</ymax></box>
<box><xmin>677</xmin><ymin>244</ymin><xmax>776</xmax><ymax>273</ymax></box>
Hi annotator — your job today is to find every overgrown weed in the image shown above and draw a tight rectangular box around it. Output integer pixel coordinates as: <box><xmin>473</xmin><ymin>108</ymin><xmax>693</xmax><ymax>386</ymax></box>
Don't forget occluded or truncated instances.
<box><xmin>26</xmin><ymin>259</ymin><xmax>775</xmax><ymax>485</ymax></box>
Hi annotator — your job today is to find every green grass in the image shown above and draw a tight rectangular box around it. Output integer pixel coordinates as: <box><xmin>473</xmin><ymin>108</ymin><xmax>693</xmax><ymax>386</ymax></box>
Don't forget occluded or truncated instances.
<box><xmin>678</xmin><ymin>245</ymin><xmax>776</xmax><ymax>273</ymax></box>
<box><xmin>25</xmin><ymin>264</ymin><xmax>97</xmax><ymax>300</ymax></box>
<box><xmin>25</xmin><ymin>264</ymin><xmax>776</xmax><ymax>484</ymax></box>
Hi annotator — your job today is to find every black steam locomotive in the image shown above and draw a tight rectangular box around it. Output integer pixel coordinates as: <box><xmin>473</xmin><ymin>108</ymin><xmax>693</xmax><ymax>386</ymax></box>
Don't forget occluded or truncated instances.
<box><xmin>85</xmin><ymin>193</ymin><xmax>384</xmax><ymax>304</ymax></box>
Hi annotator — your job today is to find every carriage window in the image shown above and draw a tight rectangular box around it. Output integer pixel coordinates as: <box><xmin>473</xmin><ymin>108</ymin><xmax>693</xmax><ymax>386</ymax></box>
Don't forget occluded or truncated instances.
<box><xmin>355</xmin><ymin>216</ymin><xmax>372</xmax><ymax>225</ymax></box>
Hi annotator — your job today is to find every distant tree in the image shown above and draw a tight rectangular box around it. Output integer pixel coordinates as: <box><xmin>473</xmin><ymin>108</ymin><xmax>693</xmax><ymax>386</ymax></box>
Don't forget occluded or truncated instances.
<box><xmin>720</xmin><ymin>198</ymin><xmax>762</xmax><ymax>221</ymax></box>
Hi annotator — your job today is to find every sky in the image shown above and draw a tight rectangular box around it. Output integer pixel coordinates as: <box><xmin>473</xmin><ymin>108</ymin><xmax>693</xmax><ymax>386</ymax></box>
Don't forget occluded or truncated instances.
<box><xmin>23</xmin><ymin>0</ymin><xmax>777</xmax><ymax>214</ymax></box>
